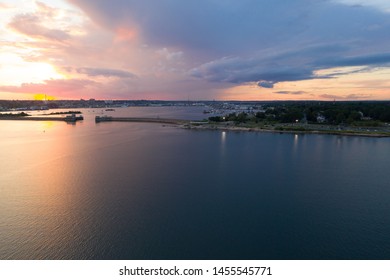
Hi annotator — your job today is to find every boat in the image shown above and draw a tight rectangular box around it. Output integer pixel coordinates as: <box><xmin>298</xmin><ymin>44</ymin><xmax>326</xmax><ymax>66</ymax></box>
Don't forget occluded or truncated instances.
<box><xmin>64</xmin><ymin>114</ymin><xmax>84</xmax><ymax>122</ymax></box>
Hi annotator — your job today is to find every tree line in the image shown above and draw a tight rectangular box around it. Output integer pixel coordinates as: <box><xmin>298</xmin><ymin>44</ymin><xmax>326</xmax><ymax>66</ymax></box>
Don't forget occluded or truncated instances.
<box><xmin>209</xmin><ymin>101</ymin><xmax>390</xmax><ymax>125</ymax></box>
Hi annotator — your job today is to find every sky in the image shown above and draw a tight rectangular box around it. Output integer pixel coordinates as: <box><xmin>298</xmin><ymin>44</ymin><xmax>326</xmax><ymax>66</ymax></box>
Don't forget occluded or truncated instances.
<box><xmin>1</xmin><ymin>0</ymin><xmax>390</xmax><ymax>101</ymax></box>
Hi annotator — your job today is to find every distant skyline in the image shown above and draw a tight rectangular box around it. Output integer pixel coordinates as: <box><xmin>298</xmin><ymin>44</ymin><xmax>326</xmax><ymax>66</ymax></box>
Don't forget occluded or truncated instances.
<box><xmin>1</xmin><ymin>0</ymin><xmax>390</xmax><ymax>100</ymax></box>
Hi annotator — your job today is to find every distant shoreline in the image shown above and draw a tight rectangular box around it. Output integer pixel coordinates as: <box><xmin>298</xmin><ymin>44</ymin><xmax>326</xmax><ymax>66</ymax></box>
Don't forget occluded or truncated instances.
<box><xmin>1</xmin><ymin>114</ymin><xmax>389</xmax><ymax>137</ymax></box>
<box><xmin>96</xmin><ymin>116</ymin><xmax>390</xmax><ymax>138</ymax></box>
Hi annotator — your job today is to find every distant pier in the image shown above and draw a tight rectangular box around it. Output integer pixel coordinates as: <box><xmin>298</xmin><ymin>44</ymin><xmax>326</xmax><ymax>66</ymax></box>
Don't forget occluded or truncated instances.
<box><xmin>95</xmin><ymin>116</ymin><xmax>189</xmax><ymax>125</ymax></box>
<box><xmin>0</xmin><ymin>115</ymin><xmax>84</xmax><ymax>123</ymax></box>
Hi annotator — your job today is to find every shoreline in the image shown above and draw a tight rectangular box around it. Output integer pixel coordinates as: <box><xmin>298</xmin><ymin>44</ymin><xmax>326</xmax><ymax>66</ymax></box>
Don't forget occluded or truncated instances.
<box><xmin>182</xmin><ymin>123</ymin><xmax>390</xmax><ymax>138</ymax></box>
<box><xmin>94</xmin><ymin>116</ymin><xmax>390</xmax><ymax>138</ymax></box>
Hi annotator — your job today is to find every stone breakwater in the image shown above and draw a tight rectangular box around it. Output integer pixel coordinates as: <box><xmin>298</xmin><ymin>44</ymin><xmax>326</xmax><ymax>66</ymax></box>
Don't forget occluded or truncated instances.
<box><xmin>95</xmin><ymin>116</ymin><xmax>190</xmax><ymax>125</ymax></box>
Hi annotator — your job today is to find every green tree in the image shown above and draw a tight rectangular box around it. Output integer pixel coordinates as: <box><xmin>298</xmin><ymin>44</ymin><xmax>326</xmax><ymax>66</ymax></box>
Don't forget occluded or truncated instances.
<box><xmin>236</xmin><ymin>112</ymin><xmax>248</xmax><ymax>123</ymax></box>
<box><xmin>208</xmin><ymin>116</ymin><xmax>223</xmax><ymax>122</ymax></box>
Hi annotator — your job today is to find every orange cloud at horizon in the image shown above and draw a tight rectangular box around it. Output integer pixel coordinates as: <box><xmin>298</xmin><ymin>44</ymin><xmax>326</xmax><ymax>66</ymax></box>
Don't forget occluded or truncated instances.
<box><xmin>220</xmin><ymin>67</ymin><xmax>390</xmax><ymax>101</ymax></box>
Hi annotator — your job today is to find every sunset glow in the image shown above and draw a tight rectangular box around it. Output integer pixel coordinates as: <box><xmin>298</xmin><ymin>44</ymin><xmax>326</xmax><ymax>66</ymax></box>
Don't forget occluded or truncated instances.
<box><xmin>1</xmin><ymin>0</ymin><xmax>390</xmax><ymax>100</ymax></box>
<box><xmin>33</xmin><ymin>93</ymin><xmax>56</xmax><ymax>100</ymax></box>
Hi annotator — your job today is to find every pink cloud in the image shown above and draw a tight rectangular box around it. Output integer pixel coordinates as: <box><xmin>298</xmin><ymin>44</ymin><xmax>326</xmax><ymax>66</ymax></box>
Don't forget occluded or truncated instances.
<box><xmin>8</xmin><ymin>13</ymin><xmax>70</xmax><ymax>41</ymax></box>
<box><xmin>35</xmin><ymin>1</ymin><xmax>59</xmax><ymax>18</ymax></box>
<box><xmin>0</xmin><ymin>3</ymin><xmax>10</xmax><ymax>9</ymax></box>
<box><xmin>114</xmin><ymin>27</ymin><xmax>138</xmax><ymax>43</ymax></box>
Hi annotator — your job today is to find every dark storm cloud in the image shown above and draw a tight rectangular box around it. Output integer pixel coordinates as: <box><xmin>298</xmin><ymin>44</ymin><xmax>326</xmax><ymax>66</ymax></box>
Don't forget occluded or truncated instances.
<box><xmin>258</xmin><ymin>81</ymin><xmax>275</xmax><ymax>89</ymax></box>
<box><xmin>319</xmin><ymin>53</ymin><xmax>390</xmax><ymax>68</ymax></box>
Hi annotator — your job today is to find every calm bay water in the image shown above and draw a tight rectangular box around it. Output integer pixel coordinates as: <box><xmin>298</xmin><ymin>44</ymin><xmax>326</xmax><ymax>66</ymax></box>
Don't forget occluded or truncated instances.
<box><xmin>1</xmin><ymin>107</ymin><xmax>390</xmax><ymax>259</ymax></box>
